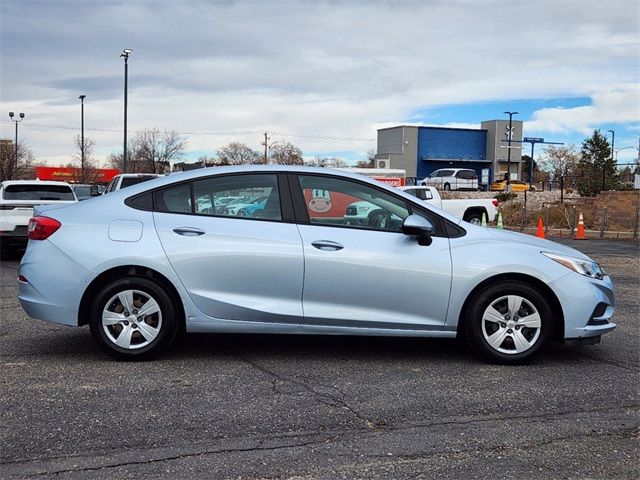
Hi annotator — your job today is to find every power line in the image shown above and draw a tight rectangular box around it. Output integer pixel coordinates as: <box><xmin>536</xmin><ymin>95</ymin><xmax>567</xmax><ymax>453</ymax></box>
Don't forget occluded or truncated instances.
<box><xmin>0</xmin><ymin>120</ymin><xmax>375</xmax><ymax>142</ymax></box>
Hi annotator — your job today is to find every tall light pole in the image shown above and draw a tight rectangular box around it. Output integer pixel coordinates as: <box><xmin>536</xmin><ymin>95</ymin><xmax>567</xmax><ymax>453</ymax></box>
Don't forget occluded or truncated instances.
<box><xmin>8</xmin><ymin>112</ymin><xmax>25</xmax><ymax>179</ymax></box>
<box><xmin>504</xmin><ymin>111</ymin><xmax>518</xmax><ymax>187</ymax></box>
<box><xmin>606</xmin><ymin>129</ymin><xmax>615</xmax><ymax>190</ymax></box>
<box><xmin>121</xmin><ymin>48</ymin><xmax>133</xmax><ymax>173</ymax></box>
<box><xmin>79</xmin><ymin>95</ymin><xmax>86</xmax><ymax>178</ymax></box>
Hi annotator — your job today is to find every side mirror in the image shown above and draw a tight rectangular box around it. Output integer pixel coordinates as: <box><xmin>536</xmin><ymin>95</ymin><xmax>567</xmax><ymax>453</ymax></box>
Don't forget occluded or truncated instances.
<box><xmin>89</xmin><ymin>185</ymin><xmax>100</xmax><ymax>196</ymax></box>
<box><xmin>402</xmin><ymin>214</ymin><xmax>435</xmax><ymax>246</ymax></box>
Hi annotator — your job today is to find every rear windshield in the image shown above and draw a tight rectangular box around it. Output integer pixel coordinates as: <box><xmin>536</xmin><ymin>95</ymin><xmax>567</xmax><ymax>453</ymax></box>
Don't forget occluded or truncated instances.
<box><xmin>121</xmin><ymin>176</ymin><xmax>157</xmax><ymax>188</ymax></box>
<box><xmin>3</xmin><ymin>185</ymin><xmax>75</xmax><ymax>201</ymax></box>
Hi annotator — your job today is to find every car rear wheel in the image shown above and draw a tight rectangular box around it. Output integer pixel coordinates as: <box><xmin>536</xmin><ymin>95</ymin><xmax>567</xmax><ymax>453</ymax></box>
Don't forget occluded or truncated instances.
<box><xmin>464</xmin><ymin>281</ymin><xmax>552</xmax><ymax>364</ymax></box>
<box><xmin>89</xmin><ymin>277</ymin><xmax>179</xmax><ymax>360</ymax></box>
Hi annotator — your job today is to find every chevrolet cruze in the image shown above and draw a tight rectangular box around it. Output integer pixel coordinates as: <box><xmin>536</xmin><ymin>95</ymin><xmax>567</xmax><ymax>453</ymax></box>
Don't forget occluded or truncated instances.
<box><xmin>18</xmin><ymin>166</ymin><xmax>616</xmax><ymax>363</ymax></box>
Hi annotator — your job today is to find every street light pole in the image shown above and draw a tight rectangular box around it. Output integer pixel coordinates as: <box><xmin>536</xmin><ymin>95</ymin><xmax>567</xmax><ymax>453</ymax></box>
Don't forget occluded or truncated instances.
<box><xmin>504</xmin><ymin>111</ymin><xmax>518</xmax><ymax>188</ymax></box>
<box><xmin>8</xmin><ymin>112</ymin><xmax>25</xmax><ymax>179</ymax></box>
<box><xmin>121</xmin><ymin>48</ymin><xmax>133</xmax><ymax>173</ymax></box>
<box><xmin>606</xmin><ymin>130</ymin><xmax>615</xmax><ymax>190</ymax></box>
<box><xmin>79</xmin><ymin>95</ymin><xmax>86</xmax><ymax>177</ymax></box>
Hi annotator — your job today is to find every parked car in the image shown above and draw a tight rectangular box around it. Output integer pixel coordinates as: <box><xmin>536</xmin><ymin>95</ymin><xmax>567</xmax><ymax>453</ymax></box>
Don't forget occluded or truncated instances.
<box><xmin>0</xmin><ymin>180</ymin><xmax>77</xmax><ymax>250</ymax></box>
<box><xmin>105</xmin><ymin>174</ymin><xmax>161</xmax><ymax>193</ymax></box>
<box><xmin>489</xmin><ymin>180</ymin><xmax>536</xmax><ymax>192</ymax></box>
<box><xmin>400</xmin><ymin>186</ymin><xmax>498</xmax><ymax>225</ymax></box>
<box><xmin>421</xmin><ymin>168</ymin><xmax>478</xmax><ymax>191</ymax></box>
<box><xmin>72</xmin><ymin>184</ymin><xmax>101</xmax><ymax>201</ymax></box>
<box><xmin>18</xmin><ymin>166</ymin><xmax>615</xmax><ymax>364</ymax></box>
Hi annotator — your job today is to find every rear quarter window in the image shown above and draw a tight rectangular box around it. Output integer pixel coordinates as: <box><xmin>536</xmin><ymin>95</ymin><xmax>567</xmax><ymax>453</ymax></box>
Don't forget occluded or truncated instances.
<box><xmin>3</xmin><ymin>185</ymin><xmax>75</xmax><ymax>201</ymax></box>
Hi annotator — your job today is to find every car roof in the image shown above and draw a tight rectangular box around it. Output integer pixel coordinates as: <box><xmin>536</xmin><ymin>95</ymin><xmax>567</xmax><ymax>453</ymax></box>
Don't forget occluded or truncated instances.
<box><xmin>115</xmin><ymin>173</ymin><xmax>162</xmax><ymax>178</ymax></box>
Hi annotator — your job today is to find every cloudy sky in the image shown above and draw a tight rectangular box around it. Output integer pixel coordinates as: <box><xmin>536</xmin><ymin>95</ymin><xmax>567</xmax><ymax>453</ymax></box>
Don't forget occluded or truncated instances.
<box><xmin>1</xmin><ymin>0</ymin><xmax>638</xmax><ymax>167</ymax></box>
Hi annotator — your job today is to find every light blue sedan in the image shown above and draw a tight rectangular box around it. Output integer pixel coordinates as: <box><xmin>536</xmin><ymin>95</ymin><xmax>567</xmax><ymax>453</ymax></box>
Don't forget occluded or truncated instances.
<box><xmin>17</xmin><ymin>166</ymin><xmax>615</xmax><ymax>363</ymax></box>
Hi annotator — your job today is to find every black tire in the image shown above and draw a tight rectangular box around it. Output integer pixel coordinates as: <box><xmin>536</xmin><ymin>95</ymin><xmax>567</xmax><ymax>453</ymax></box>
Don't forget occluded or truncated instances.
<box><xmin>464</xmin><ymin>211</ymin><xmax>484</xmax><ymax>225</ymax></box>
<box><xmin>443</xmin><ymin>183</ymin><xmax>451</xmax><ymax>191</ymax></box>
<box><xmin>89</xmin><ymin>276</ymin><xmax>180</xmax><ymax>361</ymax></box>
<box><xmin>463</xmin><ymin>281</ymin><xmax>553</xmax><ymax>364</ymax></box>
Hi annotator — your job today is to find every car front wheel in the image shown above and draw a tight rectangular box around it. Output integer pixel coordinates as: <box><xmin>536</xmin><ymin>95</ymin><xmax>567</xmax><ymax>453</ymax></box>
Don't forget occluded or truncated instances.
<box><xmin>89</xmin><ymin>276</ymin><xmax>179</xmax><ymax>360</ymax></box>
<box><xmin>464</xmin><ymin>281</ymin><xmax>552</xmax><ymax>364</ymax></box>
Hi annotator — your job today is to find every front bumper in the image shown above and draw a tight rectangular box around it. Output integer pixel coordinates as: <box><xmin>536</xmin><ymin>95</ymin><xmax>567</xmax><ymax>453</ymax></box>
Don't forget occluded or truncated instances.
<box><xmin>550</xmin><ymin>272</ymin><xmax>616</xmax><ymax>340</ymax></box>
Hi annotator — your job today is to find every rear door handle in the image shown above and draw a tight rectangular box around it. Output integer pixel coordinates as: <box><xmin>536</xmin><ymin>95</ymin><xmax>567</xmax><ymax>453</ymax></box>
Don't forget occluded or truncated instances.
<box><xmin>311</xmin><ymin>240</ymin><xmax>344</xmax><ymax>251</ymax></box>
<box><xmin>173</xmin><ymin>227</ymin><xmax>205</xmax><ymax>237</ymax></box>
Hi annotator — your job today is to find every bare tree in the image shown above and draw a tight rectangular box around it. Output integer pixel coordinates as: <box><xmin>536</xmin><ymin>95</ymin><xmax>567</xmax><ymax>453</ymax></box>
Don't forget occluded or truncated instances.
<box><xmin>540</xmin><ymin>144</ymin><xmax>579</xmax><ymax>178</ymax></box>
<box><xmin>0</xmin><ymin>138</ymin><xmax>38</xmax><ymax>181</ymax></box>
<box><xmin>134</xmin><ymin>128</ymin><xmax>187</xmax><ymax>174</ymax></box>
<box><xmin>270</xmin><ymin>141</ymin><xmax>304</xmax><ymax>165</ymax></box>
<box><xmin>72</xmin><ymin>134</ymin><xmax>102</xmax><ymax>183</ymax></box>
<box><xmin>355</xmin><ymin>149</ymin><xmax>376</xmax><ymax>168</ymax></box>
<box><xmin>216</xmin><ymin>142</ymin><xmax>262</xmax><ymax>165</ymax></box>
<box><xmin>307</xmin><ymin>156</ymin><xmax>347</xmax><ymax>168</ymax></box>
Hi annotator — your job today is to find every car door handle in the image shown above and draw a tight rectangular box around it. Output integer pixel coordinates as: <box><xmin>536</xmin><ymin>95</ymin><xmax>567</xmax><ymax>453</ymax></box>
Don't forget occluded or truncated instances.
<box><xmin>173</xmin><ymin>227</ymin><xmax>205</xmax><ymax>237</ymax></box>
<box><xmin>311</xmin><ymin>240</ymin><xmax>344</xmax><ymax>251</ymax></box>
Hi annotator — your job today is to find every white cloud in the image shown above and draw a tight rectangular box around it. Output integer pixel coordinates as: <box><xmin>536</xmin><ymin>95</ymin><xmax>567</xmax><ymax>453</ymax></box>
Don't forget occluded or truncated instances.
<box><xmin>525</xmin><ymin>84</ymin><xmax>640</xmax><ymax>135</ymax></box>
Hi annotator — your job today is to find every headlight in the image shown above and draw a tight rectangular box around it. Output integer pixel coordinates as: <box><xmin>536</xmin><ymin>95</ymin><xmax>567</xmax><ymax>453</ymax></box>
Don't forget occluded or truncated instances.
<box><xmin>541</xmin><ymin>252</ymin><xmax>606</xmax><ymax>279</ymax></box>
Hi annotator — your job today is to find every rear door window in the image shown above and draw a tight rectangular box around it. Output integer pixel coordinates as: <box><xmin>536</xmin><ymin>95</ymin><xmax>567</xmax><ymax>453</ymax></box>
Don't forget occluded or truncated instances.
<box><xmin>3</xmin><ymin>185</ymin><xmax>75</xmax><ymax>201</ymax></box>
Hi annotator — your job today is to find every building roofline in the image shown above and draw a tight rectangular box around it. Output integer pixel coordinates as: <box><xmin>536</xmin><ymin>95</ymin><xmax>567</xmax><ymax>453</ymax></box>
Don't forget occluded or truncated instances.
<box><xmin>377</xmin><ymin>125</ymin><xmax>488</xmax><ymax>133</ymax></box>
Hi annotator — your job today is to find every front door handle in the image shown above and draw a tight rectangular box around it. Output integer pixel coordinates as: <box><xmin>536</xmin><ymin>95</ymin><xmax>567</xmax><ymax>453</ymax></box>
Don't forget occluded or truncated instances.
<box><xmin>173</xmin><ymin>227</ymin><xmax>205</xmax><ymax>237</ymax></box>
<box><xmin>311</xmin><ymin>240</ymin><xmax>344</xmax><ymax>251</ymax></box>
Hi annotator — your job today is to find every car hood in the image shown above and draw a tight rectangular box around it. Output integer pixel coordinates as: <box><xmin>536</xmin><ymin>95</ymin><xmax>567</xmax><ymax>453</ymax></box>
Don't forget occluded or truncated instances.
<box><xmin>483</xmin><ymin>227</ymin><xmax>592</xmax><ymax>261</ymax></box>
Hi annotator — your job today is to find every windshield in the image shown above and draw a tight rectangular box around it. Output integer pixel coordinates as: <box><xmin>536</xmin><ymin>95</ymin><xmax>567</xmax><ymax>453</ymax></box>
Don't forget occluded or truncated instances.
<box><xmin>3</xmin><ymin>184</ymin><xmax>75</xmax><ymax>201</ymax></box>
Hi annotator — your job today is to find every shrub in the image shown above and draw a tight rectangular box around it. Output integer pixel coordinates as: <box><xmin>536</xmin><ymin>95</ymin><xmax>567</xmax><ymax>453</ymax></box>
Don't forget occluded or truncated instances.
<box><xmin>494</xmin><ymin>192</ymin><xmax>517</xmax><ymax>203</ymax></box>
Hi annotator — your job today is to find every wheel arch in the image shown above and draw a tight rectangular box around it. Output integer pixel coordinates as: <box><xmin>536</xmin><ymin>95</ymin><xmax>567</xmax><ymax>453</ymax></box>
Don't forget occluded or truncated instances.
<box><xmin>78</xmin><ymin>265</ymin><xmax>186</xmax><ymax>329</ymax></box>
<box><xmin>462</xmin><ymin>207</ymin><xmax>488</xmax><ymax>222</ymax></box>
<box><xmin>457</xmin><ymin>273</ymin><xmax>564</xmax><ymax>341</ymax></box>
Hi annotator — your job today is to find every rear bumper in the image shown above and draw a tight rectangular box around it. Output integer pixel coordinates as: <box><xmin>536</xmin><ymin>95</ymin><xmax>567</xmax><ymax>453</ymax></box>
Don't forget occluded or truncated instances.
<box><xmin>18</xmin><ymin>240</ymin><xmax>91</xmax><ymax>326</ymax></box>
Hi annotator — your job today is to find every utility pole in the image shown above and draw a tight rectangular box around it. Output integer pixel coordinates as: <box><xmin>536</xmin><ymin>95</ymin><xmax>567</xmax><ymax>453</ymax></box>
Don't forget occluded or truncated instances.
<box><xmin>79</xmin><ymin>95</ymin><xmax>86</xmax><ymax>179</ymax></box>
<box><xmin>504</xmin><ymin>111</ymin><xmax>518</xmax><ymax>188</ymax></box>
<box><xmin>606</xmin><ymin>130</ymin><xmax>614</xmax><ymax>190</ymax></box>
<box><xmin>262</xmin><ymin>132</ymin><xmax>270</xmax><ymax>164</ymax></box>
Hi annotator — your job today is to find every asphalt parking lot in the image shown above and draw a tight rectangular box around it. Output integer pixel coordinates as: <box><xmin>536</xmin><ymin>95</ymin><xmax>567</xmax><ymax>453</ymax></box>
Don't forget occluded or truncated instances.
<box><xmin>1</xmin><ymin>239</ymin><xmax>638</xmax><ymax>479</ymax></box>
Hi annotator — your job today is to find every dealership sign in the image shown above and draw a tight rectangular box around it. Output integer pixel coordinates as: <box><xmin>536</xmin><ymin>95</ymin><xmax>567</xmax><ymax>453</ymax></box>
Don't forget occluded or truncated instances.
<box><xmin>35</xmin><ymin>166</ymin><xmax>120</xmax><ymax>183</ymax></box>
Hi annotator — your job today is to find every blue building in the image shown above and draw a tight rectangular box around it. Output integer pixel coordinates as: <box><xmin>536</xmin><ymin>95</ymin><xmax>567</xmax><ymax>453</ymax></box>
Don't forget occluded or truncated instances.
<box><xmin>376</xmin><ymin>120</ymin><xmax>524</xmax><ymax>185</ymax></box>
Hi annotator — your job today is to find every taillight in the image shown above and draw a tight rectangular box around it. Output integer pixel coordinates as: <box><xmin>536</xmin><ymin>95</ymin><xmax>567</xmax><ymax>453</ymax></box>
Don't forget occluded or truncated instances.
<box><xmin>27</xmin><ymin>216</ymin><xmax>61</xmax><ymax>240</ymax></box>
<box><xmin>492</xmin><ymin>199</ymin><xmax>499</xmax><ymax>207</ymax></box>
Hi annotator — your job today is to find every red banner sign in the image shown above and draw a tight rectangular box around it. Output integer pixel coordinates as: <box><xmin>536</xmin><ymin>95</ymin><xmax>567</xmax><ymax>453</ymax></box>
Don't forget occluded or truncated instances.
<box><xmin>35</xmin><ymin>167</ymin><xmax>120</xmax><ymax>183</ymax></box>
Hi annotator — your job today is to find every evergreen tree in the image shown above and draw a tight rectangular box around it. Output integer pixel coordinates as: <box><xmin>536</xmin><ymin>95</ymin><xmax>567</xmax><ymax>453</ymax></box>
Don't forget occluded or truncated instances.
<box><xmin>577</xmin><ymin>130</ymin><xmax>618</xmax><ymax>195</ymax></box>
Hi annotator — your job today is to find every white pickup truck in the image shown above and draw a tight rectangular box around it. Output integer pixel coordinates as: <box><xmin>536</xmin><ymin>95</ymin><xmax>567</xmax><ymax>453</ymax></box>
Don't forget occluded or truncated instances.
<box><xmin>400</xmin><ymin>185</ymin><xmax>498</xmax><ymax>225</ymax></box>
<box><xmin>0</xmin><ymin>180</ymin><xmax>77</xmax><ymax>249</ymax></box>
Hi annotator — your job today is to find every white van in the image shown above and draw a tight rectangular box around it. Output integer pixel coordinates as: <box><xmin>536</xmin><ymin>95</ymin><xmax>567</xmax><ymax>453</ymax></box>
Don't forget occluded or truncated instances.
<box><xmin>421</xmin><ymin>168</ymin><xmax>478</xmax><ymax>191</ymax></box>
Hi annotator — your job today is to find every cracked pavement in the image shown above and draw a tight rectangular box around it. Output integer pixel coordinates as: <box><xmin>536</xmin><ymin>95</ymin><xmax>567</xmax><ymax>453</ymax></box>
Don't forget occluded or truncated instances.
<box><xmin>1</xmin><ymin>240</ymin><xmax>638</xmax><ymax>479</ymax></box>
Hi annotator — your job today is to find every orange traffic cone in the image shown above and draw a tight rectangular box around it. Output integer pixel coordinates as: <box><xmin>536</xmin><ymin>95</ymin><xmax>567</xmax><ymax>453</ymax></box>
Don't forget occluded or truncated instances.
<box><xmin>576</xmin><ymin>212</ymin><xmax>586</xmax><ymax>240</ymax></box>
<box><xmin>536</xmin><ymin>218</ymin><xmax>545</xmax><ymax>239</ymax></box>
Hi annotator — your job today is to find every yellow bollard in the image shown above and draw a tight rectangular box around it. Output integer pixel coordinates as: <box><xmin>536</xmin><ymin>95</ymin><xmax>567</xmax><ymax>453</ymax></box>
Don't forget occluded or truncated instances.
<box><xmin>497</xmin><ymin>211</ymin><xmax>504</xmax><ymax>229</ymax></box>
<box><xmin>481</xmin><ymin>212</ymin><xmax>487</xmax><ymax>227</ymax></box>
